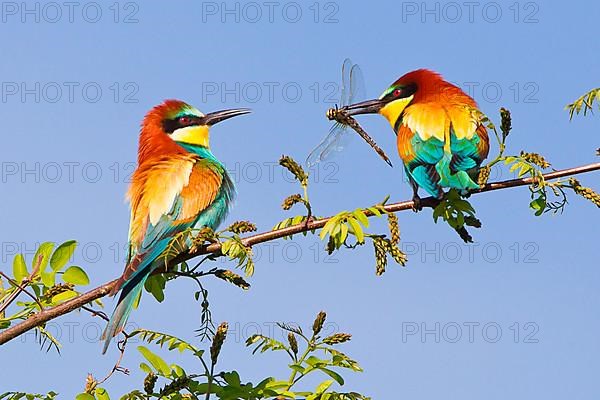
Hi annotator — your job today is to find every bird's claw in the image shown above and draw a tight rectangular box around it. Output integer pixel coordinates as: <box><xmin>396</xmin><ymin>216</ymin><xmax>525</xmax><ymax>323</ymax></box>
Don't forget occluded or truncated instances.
<box><xmin>411</xmin><ymin>195</ymin><xmax>423</xmax><ymax>212</ymax></box>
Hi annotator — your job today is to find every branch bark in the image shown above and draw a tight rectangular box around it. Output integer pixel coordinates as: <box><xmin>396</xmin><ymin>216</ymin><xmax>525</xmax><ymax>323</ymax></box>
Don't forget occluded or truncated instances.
<box><xmin>1</xmin><ymin>161</ymin><xmax>599</xmax><ymax>346</ymax></box>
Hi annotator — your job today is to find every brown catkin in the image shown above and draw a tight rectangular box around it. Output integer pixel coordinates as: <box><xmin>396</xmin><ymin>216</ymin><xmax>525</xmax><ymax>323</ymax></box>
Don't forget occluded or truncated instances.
<box><xmin>373</xmin><ymin>237</ymin><xmax>388</xmax><ymax>276</ymax></box>
<box><xmin>159</xmin><ymin>376</ymin><xmax>191</xmax><ymax>397</ymax></box>
<box><xmin>500</xmin><ymin>107</ymin><xmax>512</xmax><ymax>137</ymax></box>
<box><xmin>326</xmin><ymin>236</ymin><xmax>336</xmax><ymax>255</ymax></box>
<box><xmin>210</xmin><ymin>322</ymin><xmax>228</xmax><ymax>365</ymax></box>
<box><xmin>227</xmin><ymin>221</ymin><xmax>257</xmax><ymax>234</ymax></box>
<box><xmin>313</xmin><ymin>311</ymin><xmax>327</xmax><ymax>335</ymax></box>
<box><xmin>322</xmin><ymin>333</ymin><xmax>352</xmax><ymax>345</ymax></box>
<box><xmin>387</xmin><ymin>213</ymin><xmax>400</xmax><ymax>245</ymax></box>
<box><xmin>389</xmin><ymin>243</ymin><xmax>408</xmax><ymax>266</ymax></box>
<box><xmin>279</xmin><ymin>155</ymin><xmax>308</xmax><ymax>186</ymax></box>
<box><xmin>191</xmin><ymin>227</ymin><xmax>216</xmax><ymax>250</ymax></box>
<box><xmin>84</xmin><ymin>374</ymin><xmax>97</xmax><ymax>394</ymax></box>
<box><xmin>477</xmin><ymin>166</ymin><xmax>491</xmax><ymax>186</ymax></box>
<box><xmin>214</xmin><ymin>269</ymin><xmax>250</xmax><ymax>290</ymax></box>
<box><xmin>570</xmin><ymin>178</ymin><xmax>600</xmax><ymax>207</ymax></box>
<box><xmin>520</xmin><ymin>151</ymin><xmax>551</xmax><ymax>169</ymax></box>
<box><xmin>288</xmin><ymin>332</ymin><xmax>299</xmax><ymax>355</ymax></box>
<box><xmin>282</xmin><ymin>194</ymin><xmax>303</xmax><ymax>210</ymax></box>
<box><xmin>144</xmin><ymin>373</ymin><xmax>157</xmax><ymax>395</ymax></box>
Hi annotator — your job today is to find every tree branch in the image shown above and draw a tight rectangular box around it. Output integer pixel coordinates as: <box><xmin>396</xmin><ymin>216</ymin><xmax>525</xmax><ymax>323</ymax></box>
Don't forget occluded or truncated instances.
<box><xmin>1</xmin><ymin>162</ymin><xmax>599</xmax><ymax>346</ymax></box>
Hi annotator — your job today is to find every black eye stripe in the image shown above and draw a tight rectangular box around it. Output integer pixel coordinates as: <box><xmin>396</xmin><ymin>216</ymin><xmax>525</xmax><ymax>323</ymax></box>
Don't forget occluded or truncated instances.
<box><xmin>385</xmin><ymin>83</ymin><xmax>418</xmax><ymax>101</ymax></box>
<box><xmin>162</xmin><ymin>115</ymin><xmax>203</xmax><ymax>134</ymax></box>
<box><xmin>402</xmin><ymin>83</ymin><xmax>417</xmax><ymax>98</ymax></box>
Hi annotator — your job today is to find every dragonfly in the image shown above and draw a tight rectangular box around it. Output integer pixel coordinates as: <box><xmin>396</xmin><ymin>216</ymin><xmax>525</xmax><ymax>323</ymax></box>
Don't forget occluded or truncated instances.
<box><xmin>306</xmin><ymin>58</ymin><xmax>393</xmax><ymax>168</ymax></box>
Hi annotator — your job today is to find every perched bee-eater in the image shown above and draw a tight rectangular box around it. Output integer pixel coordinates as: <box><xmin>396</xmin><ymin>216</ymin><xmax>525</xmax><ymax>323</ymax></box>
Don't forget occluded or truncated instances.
<box><xmin>101</xmin><ymin>100</ymin><xmax>250</xmax><ymax>353</ymax></box>
<box><xmin>343</xmin><ymin>69</ymin><xmax>489</xmax><ymax>204</ymax></box>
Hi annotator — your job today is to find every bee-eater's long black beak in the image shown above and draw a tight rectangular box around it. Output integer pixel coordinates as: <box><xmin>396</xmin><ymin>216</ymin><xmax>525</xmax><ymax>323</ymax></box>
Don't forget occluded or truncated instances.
<box><xmin>343</xmin><ymin>99</ymin><xmax>385</xmax><ymax>116</ymax></box>
<box><xmin>202</xmin><ymin>108</ymin><xmax>251</xmax><ymax>126</ymax></box>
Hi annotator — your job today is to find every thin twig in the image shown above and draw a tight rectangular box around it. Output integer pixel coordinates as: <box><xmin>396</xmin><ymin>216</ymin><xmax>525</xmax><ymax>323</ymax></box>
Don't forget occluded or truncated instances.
<box><xmin>0</xmin><ymin>161</ymin><xmax>599</xmax><ymax>346</ymax></box>
<box><xmin>81</xmin><ymin>305</ymin><xmax>110</xmax><ymax>322</ymax></box>
<box><xmin>98</xmin><ymin>337</ymin><xmax>130</xmax><ymax>384</ymax></box>
<box><xmin>0</xmin><ymin>272</ymin><xmax>44</xmax><ymax>313</ymax></box>
<box><xmin>0</xmin><ymin>254</ymin><xmax>44</xmax><ymax>314</ymax></box>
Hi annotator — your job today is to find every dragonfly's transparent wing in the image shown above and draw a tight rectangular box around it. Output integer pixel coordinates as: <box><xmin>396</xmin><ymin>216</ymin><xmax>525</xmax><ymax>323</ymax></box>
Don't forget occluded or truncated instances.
<box><xmin>320</xmin><ymin>123</ymin><xmax>352</xmax><ymax>160</ymax></box>
<box><xmin>339</xmin><ymin>58</ymin><xmax>353</xmax><ymax>106</ymax></box>
<box><xmin>306</xmin><ymin>58</ymin><xmax>361</xmax><ymax>167</ymax></box>
<box><xmin>306</xmin><ymin>123</ymin><xmax>350</xmax><ymax>167</ymax></box>
<box><xmin>348</xmin><ymin>63</ymin><xmax>365</xmax><ymax>105</ymax></box>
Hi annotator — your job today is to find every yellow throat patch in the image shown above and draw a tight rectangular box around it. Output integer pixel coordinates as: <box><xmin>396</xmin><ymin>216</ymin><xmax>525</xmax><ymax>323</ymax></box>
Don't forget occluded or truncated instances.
<box><xmin>170</xmin><ymin>125</ymin><xmax>210</xmax><ymax>147</ymax></box>
<box><xmin>378</xmin><ymin>95</ymin><xmax>414</xmax><ymax>128</ymax></box>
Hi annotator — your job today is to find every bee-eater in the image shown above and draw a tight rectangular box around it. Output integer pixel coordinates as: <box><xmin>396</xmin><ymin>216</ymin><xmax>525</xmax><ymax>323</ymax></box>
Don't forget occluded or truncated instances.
<box><xmin>343</xmin><ymin>69</ymin><xmax>489</xmax><ymax>204</ymax></box>
<box><xmin>101</xmin><ymin>100</ymin><xmax>250</xmax><ymax>353</ymax></box>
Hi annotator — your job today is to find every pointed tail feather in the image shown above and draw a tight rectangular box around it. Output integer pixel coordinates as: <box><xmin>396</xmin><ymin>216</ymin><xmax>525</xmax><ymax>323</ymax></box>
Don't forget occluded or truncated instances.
<box><xmin>101</xmin><ymin>275</ymin><xmax>148</xmax><ymax>354</ymax></box>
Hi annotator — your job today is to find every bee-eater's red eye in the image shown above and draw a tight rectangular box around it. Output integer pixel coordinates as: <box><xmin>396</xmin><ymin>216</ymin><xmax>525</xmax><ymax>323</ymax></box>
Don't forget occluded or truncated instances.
<box><xmin>393</xmin><ymin>88</ymin><xmax>402</xmax><ymax>97</ymax></box>
<box><xmin>179</xmin><ymin>116</ymin><xmax>190</xmax><ymax>125</ymax></box>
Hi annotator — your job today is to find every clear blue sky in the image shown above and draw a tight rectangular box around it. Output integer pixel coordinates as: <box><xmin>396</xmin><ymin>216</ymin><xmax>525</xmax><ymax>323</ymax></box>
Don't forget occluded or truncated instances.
<box><xmin>1</xmin><ymin>1</ymin><xmax>599</xmax><ymax>398</ymax></box>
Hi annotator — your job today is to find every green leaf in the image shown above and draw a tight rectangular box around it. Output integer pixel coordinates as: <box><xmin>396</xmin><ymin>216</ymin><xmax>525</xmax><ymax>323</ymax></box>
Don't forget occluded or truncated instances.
<box><xmin>223</xmin><ymin>371</ymin><xmax>241</xmax><ymax>387</ymax></box>
<box><xmin>75</xmin><ymin>394</ymin><xmax>94</xmax><ymax>400</ymax></box>
<box><xmin>34</xmin><ymin>242</ymin><xmax>55</xmax><ymax>273</ymax></box>
<box><xmin>315</xmin><ymin>380</ymin><xmax>334</xmax><ymax>394</ymax></box>
<box><xmin>289</xmin><ymin>364</ymin><xmax>305</xmax><ymax>374</ymax></box>
<box><xmin>305</xmin><ymin>356</ymin><xmax>327</xmax><ymax>367</ymax></box>
<box><xmin>144</xmin><ymin>275</ymin><xmax>165</xmax><ymax>302</ymax></box>
<box><xmin>170</xmin><ymin>364</ymin><xmax>186</xmax><ymax>378</ymax></box>
<box><xmin>137</xmin><ymin>345</ymin><xmax>171</xmax><ymax>376</ymax></box>
<box><xmin>352</xmin><ymin>210</ymin><xmax>369</xmax><ymax>227</ymax></box>
<box><xmin>40</xmin><ymin>270</ymin><xmax>56</xmax><ymax>288</ymax></box>
<box><xmin>51</xmin><ymin>290</ymin><xmax>78</xmax><ymax>304</ymax></box>
<box><xmin>12</xmin><ymin>254</ymin><xmax>28</xmax><ymax>283</ymax></box>
<box><xmin>509</xmin><ymin>162</ymin><xmax>520</xmax><ymax>173</ymax></box>
<box><xmin>339</xmin><ymin>223</ymin><xmax>349</xmax><ymax>244</ymax></box>
<box><xmin>139</xmin><ymin>362</ymin><xmax>153</xmax><ymax>374</ymax></box>
<box><xmin>62</xmin><ymin>266</ymin><xmax>90</xmax><ymax>286</ymax></box>
<box><xmin>319</xmin><ymin>368</ymin><xmax>345</xmax><ymax>385</ymax></box>
<box><xmin>367</xmin><ymin>206</ymin><xmax>382</xmax><ymax>217</ymax></box>
<box><xmin>94</xmin><ymin>388</ymin><xmax>110</xmax><ymax>400</ymax></box>
<box><xmin>347</xmin><ymin>218</ymin><xmax>364</xmax><ymax>243</ymax></box>
<box><xmin>50</xmin><ymin>240</ymin><xmax>77</xmax><ymax>271</ymax></box>
<box><xmin>529</xmin><ymin>196</ymin><xmax>546</xmax><ymax>216</ymax></box>
<box><xmin>265</xmin><ymin>380</ymin><xmax>291</xmax><ymax>390</ymax></box>
<box><xmin>320</xmin><ymin>218</ymin><xmax>338</xmax><ymax>240</ymax></box>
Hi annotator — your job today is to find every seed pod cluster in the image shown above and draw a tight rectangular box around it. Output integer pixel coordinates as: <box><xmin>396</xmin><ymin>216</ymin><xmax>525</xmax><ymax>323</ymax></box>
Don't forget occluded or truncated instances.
<box><xmin>313</xmin><ymin>311</ymin><xmax>327</xmax><ymax>335</ymax></box>
<box><xmin>159</xmin><ymin>376</ymin><xmax>191</xmax><ymax>397</ymax></box>
<box><xmin>191</xmin><ymin>227</ymin><xmax>216</xmax><ymax>250</ymax></box>
<box><xmin>288</xmin><ymin>332</ymin><xmax>299</xmax><ymax>355</ymax></box>
<box><xmin>387</xmin><ymin>213</ymin><xmax>400</xmax><ymax>245</ymax></box>
<box><xmin>500</xmin><ymin>107</ymin><xmax>512</xmax><ymax>138</ymax></box>
<box><xmin>477</xmin><ymin>165</ymin><xmax>491</xmax><ymax>186</ymax></box>
<box><xmin>520</xmin><ymin>151</ymin><xmax>551</xmax><ymax>169</ymax></box>
<box><xmin>84</xmin><ymin>374</ymin><xmax>97</xmax><ymax>394</ymax></box>
<box><xmin>282</xmin><ymin>194</ymin><xmax>303</xmax><ymax>210</ymax></box>
<box><xmin>227</xmin><ymin>220</ymin><xmax>257</xmax><ymax>234</ymax></box>
<box><xmin>322</xmin><ymin>333</ymin><xmax>352</xmax><ymax>345</ymax></box>
<box><xmin>144</xmin><ymin>373</ymin><xmax>157</xmax><ymax>395</ymax></box>
<box><xmin>279</xmin><ymin>155</ymin><xmax>309</xmax><ymax>187</ymax></box>
<box><xmin>214</xmin><ymin>269</ymin><xmax>250</xmax><ymax>290</ymax></box>
<box><xmin>570</xmin><ymin>178</ymin><xmax>600</xmax><ymax>207</ymax></box>
<box><xmin>373</xmin><ymin>237</ymin><xmax>388</xmax><ymax>276</ymax></box>
<box><xmin>210</xmin><ymin>322</ymin><xmax>229</xmax><ymax>365</ymax></box>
